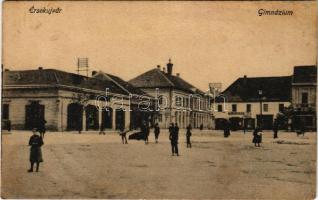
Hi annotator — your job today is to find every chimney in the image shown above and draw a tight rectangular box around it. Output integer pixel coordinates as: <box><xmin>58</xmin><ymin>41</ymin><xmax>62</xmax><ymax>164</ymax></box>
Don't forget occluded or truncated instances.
<box><xmin>167</xmin><ymin>58</ymin><xmax>173</xmax><ymax>75</ymax></box>
<box><xmin>176</xmin><ymin>73</ymin><xmax>180</xmax><ymax>77</ymax></box>
<box><xmin>157</xmin><ymin>65</ymin><xmax>161</xmax><ymax>70</ymax></box>
<box><xmin>243</xmin><ymin>75</ymin><xmax>247</xmax><ymax>85</ymax></box>
<box><xmin>38</xmin><ymin>67</ymin><xmax>43</xmax><ymax>70</ymax></box>
<box><xmin>92</xmin><ymin>70</ymin><xmax>97</xmax><ymax>76</ymax></box>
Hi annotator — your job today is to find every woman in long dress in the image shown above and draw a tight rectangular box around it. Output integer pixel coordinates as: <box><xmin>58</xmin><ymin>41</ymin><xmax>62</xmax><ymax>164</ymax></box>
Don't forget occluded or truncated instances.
<box><xmin>28</xmin><ymin>128</ymin><xmax>44</xmax><ymax>172</ymax></box>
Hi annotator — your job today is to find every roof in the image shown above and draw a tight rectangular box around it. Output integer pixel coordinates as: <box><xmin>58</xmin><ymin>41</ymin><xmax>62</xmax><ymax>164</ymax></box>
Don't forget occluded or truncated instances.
<box><xmin>3</xmin><ymin>69</ymin><xmax>128</xmax><ymax>95</ymax></box>
<box><xmin>293</xmin><ymin>65</ymin><xmax>317</xmax><ymax>84</ymax></box>
<box><xmin>215</xmin><ymin>76</ymin><xmax>292</xmax><ymax>102</ymax></box>
<box><xmin>92</xmin><ymin>72</ymin><xmax>150</xmax><ymax>96</ymax></box>
<box><xmin>129</xmin><ymin>68</ymin><xmax>204</xmax><ymax>94</ymax></box>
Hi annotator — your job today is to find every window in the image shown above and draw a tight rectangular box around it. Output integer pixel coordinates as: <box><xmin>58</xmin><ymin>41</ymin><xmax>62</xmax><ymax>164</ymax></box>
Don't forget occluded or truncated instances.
<box><xmin>246</xmin><ymin>104</ymin><xmax>251</xmax><ymax>112</ymax></box>
<box><xmin>279</xmin><ymin>104</ymin><xmax>284</xmax><ymax>112</ymax></box>
<box><xmin>217</xmin><ymin>104</ymin><xmax>223</xmax><ymax>112</ymax></box>
<box><xmin>185</xmin><ymin>98</ymin><xmax>189</xmax><ymax>107</ymax></box>
<box><xmin>301</xmin><ymin>92</ymin><xmax>308</xmax><ymax>104</ymax></box>
<box><xmin>158</xmin><ymin>95</ymin><xmax>163</xmax><ymax>105</ymax></box>
<box><xmin>2</xmin><ymin>104</ymin><xmax>9</xmax><ymax>120</ymax></box>
<box><xmin>158</xmin><ymin>114</ymin><xmax>162</xmax><ymax>122</ymax></box>
<box><xmin>263</xmin><ymin>104</ymin><xmax>269</xmax><ymax>112</ymax></box>
<box><xmin>175</xmin><ymin>96</ymin><xmax>182</xmax><ymax>107</ymax></box>
<box><xmin>232</xmin><ymin>104</ymin><xmax>237</xmax><ymax>112</ymax></box>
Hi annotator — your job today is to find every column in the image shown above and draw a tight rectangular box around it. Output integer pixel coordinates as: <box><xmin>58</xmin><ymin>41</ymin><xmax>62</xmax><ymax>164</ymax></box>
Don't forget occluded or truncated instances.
<box><xmin>112</xmin><ymin>108</ymin><xmax>116</xmax><ymax>130</ymax></box>
<box><xmin>82</xmin><ymin>108</ymin><xmax>86</xmax><ymax>131</ymax></box>
<box><xmin>125</xmin><ymin>109</ymin><xmax>130</xmax><ymax>129</ymax></box>
<box><xmin>98</xmin><ymin>108</ymin><xmax>102</xmax><ymax>130</ymax></box>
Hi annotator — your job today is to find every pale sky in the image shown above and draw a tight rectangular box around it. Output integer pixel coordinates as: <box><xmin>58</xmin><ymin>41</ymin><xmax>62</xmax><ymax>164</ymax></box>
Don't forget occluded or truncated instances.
<box><xmin>3</xmin><ymin>1</ymin><xmax>317</xmax><ymax>90</ymax></box>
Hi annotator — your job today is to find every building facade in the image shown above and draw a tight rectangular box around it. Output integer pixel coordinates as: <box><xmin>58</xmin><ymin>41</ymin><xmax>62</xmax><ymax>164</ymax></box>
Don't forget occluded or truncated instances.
<box><xmin>129</xmin><ymin>59</ymin><xmax>214</xmax><ymax>129</ymax></box>
<box><xmin>213</xmin><ymin>75</ymin><xmax>292</xmax><ymax>130</ymax></box>
<box><xmin>291</xmin><ymin>65</ymin><xmax>317</xmax><ymax>130</ymax></box>
<box><xmin>2</xmin><ymin>68</ymin><xmax>152</xmax><ymax>131</ymax></box>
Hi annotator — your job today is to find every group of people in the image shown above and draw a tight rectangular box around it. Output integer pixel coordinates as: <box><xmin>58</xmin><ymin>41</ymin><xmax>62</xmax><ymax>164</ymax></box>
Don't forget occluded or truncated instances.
<box><xmin>168</xmin><ymin>123</ymin><xmax>193</xmax><ymax>156</ymax></box>
<box><xmin>117</xmin><ymin>121</ymin><xmax>193</xmax><ymax>156</ymax></box>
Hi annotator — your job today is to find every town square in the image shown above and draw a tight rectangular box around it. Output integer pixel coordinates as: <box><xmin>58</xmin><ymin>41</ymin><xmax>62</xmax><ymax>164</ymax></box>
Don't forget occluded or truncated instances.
<box><xmin>1</xmin><ymin>1</ymin><xmax>317</xmax><ymax>199</ymax></box>
<box><xmin>2</xmin><ymin>130</ymin><xmax>316</xmax><ymax>199</ymax></box>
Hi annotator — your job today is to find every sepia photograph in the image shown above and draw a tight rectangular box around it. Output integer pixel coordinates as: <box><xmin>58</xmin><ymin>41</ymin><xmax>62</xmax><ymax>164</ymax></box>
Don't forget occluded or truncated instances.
<box><xmin>1</xmin><ymin>1</ymin><xmax>317</xmax><ymax>199</ymax></box>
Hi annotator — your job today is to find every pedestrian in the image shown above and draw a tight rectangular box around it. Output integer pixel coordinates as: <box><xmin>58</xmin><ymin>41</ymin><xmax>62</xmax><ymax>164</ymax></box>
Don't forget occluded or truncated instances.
<box><xmin>38</xmin><ymin>118</ymin><xmax>47</xmax><ymax>139</ymax></box>
<box><xmin>28</xmin><ymin>128</ymin><xmax>44</xmax><ymax>172</ymax></box>
<box><xmin>200</xmin><ymin>124</ymin><xmax>203</xmax><ymax>131</ymax></box>
<box><xmin>223</xmin><ymin>120</ymin><xmax>231</xmax><ymax>138</ymax></box>
<box><xmin>252</xmin><ymin>126</ymin><xmax>262</xmax><ymax>147</ymax></box>
<box><xmin>142</xmin><ymin>121</ymin><xmax>150</xmax><ymax>144</ymax></box>
<box><xmin>99</xmin><ymin>120</ymin><xmax>106</xmax><ymax>135</ymax></box>
<box><xmin>273</xmin><ymin>119</ymin><xmax>279</xmax><ymax>139</ymax></box>
<box><xmin>119</xmin><ymin>125</ymin><xmax>128</xmax><ymax>144</ymax></box>
<box><xmin>169</xmin><ymin>123</ymin><xmax>179</xmax><ymax>156</ymax></box>
<box><xmin>186</xmin><ymin>124</ymin><xmax>192</xmax><ymax>148</ymax></box>
<box><xmin>7</xmin><ymin>119</ymin><xmax>11</xmax><ymax>132</ymax></box>
<box><xmin>296</xmin><ymin>118</ymin><xmax>306</xmax><ymax>136</ymax></box>
<box><xmin>77</xmin><ymin>121</ymin><xmax>82</xmax><ymax>134</ymax></box>
<box><xmin>154</xmin><ymin>123</ymin><xmax>160</xmax><ymax>143</ymax></box>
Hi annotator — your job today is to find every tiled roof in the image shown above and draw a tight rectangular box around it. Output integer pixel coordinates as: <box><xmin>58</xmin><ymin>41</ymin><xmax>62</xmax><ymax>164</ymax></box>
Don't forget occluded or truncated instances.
<box><xmin>3</xmin><ymin>69</ymin><xmax>128</xmax><ymax>95</ymax></box>
<box><xmin>93</xmin><ymin>72</ymin><xmax>150</xmax><ymax>96</ymax></box>
<box><xmin>215</xmin><ymin>76</ymin><xmax>292</xmax><ymax>102</ymax></box>
<box><xmin>293</xmin><ymin>65</ymin><xmax>317</xmax><ymax>84</ymax></box>
<box><xmin>129</xmin><ymin>68</ymin><xmax>204</xmax><ymax>94</ymax></box>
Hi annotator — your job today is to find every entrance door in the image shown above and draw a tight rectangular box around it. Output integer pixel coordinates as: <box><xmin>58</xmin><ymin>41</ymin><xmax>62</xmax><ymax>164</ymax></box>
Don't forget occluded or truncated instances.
<box><xmin>25</xmin><ymin>102</ymin><xmax>45</xmax><ymax>130</ymax></box>
<box><xmin>67</xmin><ymin>103</ymin><xmax>83</xmax><ymax>131</ymax></box>
<box><xmin>257</xmin><ymin>115</ymin><xmax>274</xmax><ymax>130</ymax></box>
<box><xmin>102</xmin><ymin>107</ymin><xmax>113</xmax><ymax>129</ymax></box>
<box><xmin>85</xmin><ymin>105</ymin><xmax>99</xmax><ymax>130</ymax></box>
<box><xmin>115</xmin><ymin>109</ymin><xmax>125</xmax><ymax>130</ymax></box>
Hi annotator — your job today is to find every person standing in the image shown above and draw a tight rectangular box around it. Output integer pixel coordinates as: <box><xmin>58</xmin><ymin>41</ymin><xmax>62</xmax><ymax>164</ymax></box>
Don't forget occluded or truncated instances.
<box><xmin>99</xmin><ymin>120</ymin><xmax>106</xmax><ymax>135</ymax></box>
<box><xmin>223</xmin><ymin>120</ymin><xmax>231</xmax><ymax>138</ymax></box>
<box><xmin>28</xmin><ymin>129</ymin><xmax>44</xmax><ymax>172</ymax></box>
<box><xmin>7</xmin><ymin>119</ymin><xmax>11</xmax><ymax>132</ymax></box>
<box><xmin>141</xmin><ymin>121</ymin><xmax>149</xmax><ymax>144</ymax></box>
<box><xmin>38</xmin><ymin>118</ymin><xmax>47</xmax><ymax>139</ymax></box>
<box><xmin>119</xmin><ymin>125</ymin><xmax>128</xmax><ymax>144</ymax></box>
<box><xmin>186</xmin><ymin>124</ymin><xmax>192</xmax><ymax>148</ymax></box>
<box><xmin>154</xmin><ymin>123</ymin><xmax>160</xmax><ymax>143</ymax></box>
<box><xmin>252</xmin><ymin>126</ymin><xmax>262</xmax><ymax>147</ymax></box>
<box><xmin>170</xmin><ymin>123</ymin><xmax>179</xmax><ymax>156</ymax></box>
<box><xmin>273</xmin><ymin>119</ymin><xmax>279</xmax><ymax>139</ymax></box>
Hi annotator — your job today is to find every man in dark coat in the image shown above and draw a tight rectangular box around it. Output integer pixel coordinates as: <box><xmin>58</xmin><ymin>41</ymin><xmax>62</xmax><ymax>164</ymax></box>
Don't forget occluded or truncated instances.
<box><xmin>223</xmin><ymin>120</ymin><xmax>231</xmax><ymax>138</ymax></box>
<box><xmin>28</xmin><ymin>129</ymin><xmax>44</xmax><ymax>172</ymax></box>
<box><xmin>169</xmin><ymin>123</ymin><xmax>179</xmax><ymax>156</ymax></box>
<box><xmin>273</xmin><ymin>119</ymin><xmax>279</xmax><ymax>139</ymax></box>
<box><xmin>186</xmin><ymin>124</ymin><xmax>192</xmax><ymax>148</ymax></box>
<box><xmin>99</xmin><ymin>120</ymin><xmax>106</xmax><ymax>135</ymax></box>
<box><xmin>7</xmin><ymin>119</ymin><xmax>11</xmax><ymax>132</ymax></box>
<box><xmin>154</xmin><ymin>123</ymin><xmax>160</xmax><ymax>143</ymax></box>
<box><xmin>141</xmin><ymin>121</ymin><xmax>149</xmax><ymax>144</ymax></box>
<box><xmin>38</xmin><ymin>118</ymin><xmax>47</xmax><ymax>138</ymax></box>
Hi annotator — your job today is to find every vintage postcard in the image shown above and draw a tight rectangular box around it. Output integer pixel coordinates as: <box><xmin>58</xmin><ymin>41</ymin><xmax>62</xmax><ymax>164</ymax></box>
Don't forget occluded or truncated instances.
<box><xmin>1</xmin><ymin>1</ymin><xmax>317</xmax><ymax>199</ymax></box>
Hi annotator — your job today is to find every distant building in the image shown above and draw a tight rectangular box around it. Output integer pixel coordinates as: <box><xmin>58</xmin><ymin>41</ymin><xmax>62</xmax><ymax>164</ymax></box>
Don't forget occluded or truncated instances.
<box><xmin>2</xmin><ymin>67</ymin><xmax>152</xmax><ymax>131</ymax></box>
<box><xmin>291</xmin><ymin>65</ymin><xmax>317</xmax><ymax>130</ymax></box>
<box><xmin>213</xmin><ymin>75</ymin><xmax>292</xmax><ymax>130</ymax></box>
<box><xmin>129</xmin><ymin>59</ymin><xmax>214</xmax><ymax>129</ymax></box>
